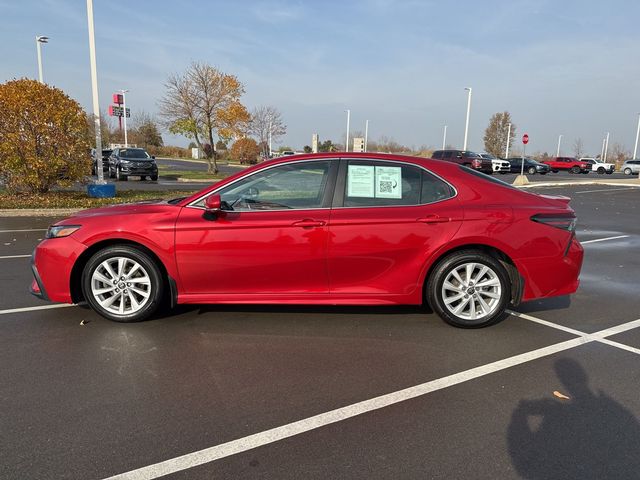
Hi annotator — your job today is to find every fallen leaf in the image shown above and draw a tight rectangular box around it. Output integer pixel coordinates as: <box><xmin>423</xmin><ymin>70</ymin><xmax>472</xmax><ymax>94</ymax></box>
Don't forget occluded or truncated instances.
<box><xmin>553</xmin><ymin>390</ymin><xmax>570</xmax><ymax>400</ymax></box>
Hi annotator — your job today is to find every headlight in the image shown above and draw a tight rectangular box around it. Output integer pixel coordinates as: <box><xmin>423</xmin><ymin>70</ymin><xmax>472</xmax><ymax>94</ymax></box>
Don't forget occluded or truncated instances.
<box><xmin>46</xmin><ymin>225</ymin><xmax>81</xmax><ymax>239</ymax></box>
<box><xmin>120</xmin><ymin>159</ymin><xmax>131</xmax><ymax>165</ymax></box>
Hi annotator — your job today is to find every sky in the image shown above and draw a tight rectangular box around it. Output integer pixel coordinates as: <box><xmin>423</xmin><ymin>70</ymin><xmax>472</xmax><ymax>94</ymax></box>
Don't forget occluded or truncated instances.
<box><xmin>2</xmin><ymin>0</ymin><xmax>640</xmax><ymax>156</ymax></box>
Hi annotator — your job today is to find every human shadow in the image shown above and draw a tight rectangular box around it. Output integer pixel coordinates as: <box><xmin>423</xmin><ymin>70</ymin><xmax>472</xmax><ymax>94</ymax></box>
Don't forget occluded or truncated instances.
<box><xmin>507</xmin><ymin>358</ymin><xmax>640</xmax><ymax>479</ymax></box>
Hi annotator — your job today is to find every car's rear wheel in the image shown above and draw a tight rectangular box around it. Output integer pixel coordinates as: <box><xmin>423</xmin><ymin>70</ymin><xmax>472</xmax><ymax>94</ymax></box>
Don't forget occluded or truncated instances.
<box><xmin>109</xmin><ymin>167</ymin><xmax>115</xmax><ymax>179</ymax></box>
<box><xmin>570</xmin><ymin>166</ymin><xmax>581</xmax><ymax>174</ymax></box>
<box><xmin>117</xmin><ymin>166</ymin><xmax>127</xmax><ymax>181</ymax></box>
<box><xmin>427</xmin><ymin>250</ymin><xmax>511</xmax><ymax>328</ymax></box>
<box><xmin>624</xmin><ymin>168</ymin><xmax>632</xmax><ymax>175</ymax></box>
<box><xmin>552</xmin><ymin>170</ymin><xmax>559</xmax><ymax>173</ymax></box>
<box><xmin>527</xmin><ymin>166</ymin><xmax>536</xmax><ymax>175</ymax></box>
<box><xmin>597</xmin><ymin>167</ymin><xmax>605</xmax><ymax>174</ymax></box>
<box><xmin>81</xmin><ymin>245</ymin><xmax>164</xmax><ymax>322</ymax></box>
<box><xmin>151</xmin><ymin>174</ymin><xmax>158</xmax><ymax>181</ymax></box>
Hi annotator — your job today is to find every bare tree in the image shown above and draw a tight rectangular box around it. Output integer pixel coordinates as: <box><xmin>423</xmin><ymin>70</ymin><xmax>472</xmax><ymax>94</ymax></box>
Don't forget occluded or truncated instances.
<box><xmin>158</xmin><ymin>72</ymin><xmax>205</xmax><ymax>156</ymax></box>
<box><xmin>573</xmin><ymin>138</ymin><xmax>584</xmax><ymax>158</ymax></box>
<box><xmin>248</xmin><ymin>106</ymin><xmax>286</xmax><ymax>157</ymax></box>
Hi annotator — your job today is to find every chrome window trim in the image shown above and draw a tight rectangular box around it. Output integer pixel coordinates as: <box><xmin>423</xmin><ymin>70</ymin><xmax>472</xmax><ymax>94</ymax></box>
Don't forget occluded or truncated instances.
<box><xmin>186</xmin><ymin>157</ymin><xmax>458</xmax><ymax>211</ymax></box>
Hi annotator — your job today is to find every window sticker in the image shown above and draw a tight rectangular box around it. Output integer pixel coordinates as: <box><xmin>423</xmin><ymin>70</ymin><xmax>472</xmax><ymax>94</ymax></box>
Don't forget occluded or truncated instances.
<box><xmin>347</xmin><ymin>165</ymin><xmax>375</xmax><ymax>198</ymax></box>
<box><xmin>375</xmin><ymin>166</ymin><xmax>402</xmax><ymax>199</ymax></box>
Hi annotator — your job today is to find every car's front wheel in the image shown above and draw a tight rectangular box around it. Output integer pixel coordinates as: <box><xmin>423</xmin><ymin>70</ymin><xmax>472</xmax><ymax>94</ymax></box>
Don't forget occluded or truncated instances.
<box><xmin>427</xmin><ymin>250</ymin><xmax>511</xmax><ymax>328</ymax></box>
<box><xmin>570</xmin><ymin>166</ymin><xmax>581</xmax><ymax>174</ymax></box>
<box><xmin>117</xmin><ymin>166</ymin><xmax>127</xmax><ymax>181</ymax></box>
<box><xmin>81</xmin><ymin>245</ymin><xmax>164</xmax><ymax>322</ymax></box>
<box><xmin>624</xmin><ymin>168</ymin><xmax>632</xmax><ymax>175</ymax></box>
<box><xmin>527</xmin><ymin>166</ymin><xmax>536</xmax><ymax>175</ymax></box>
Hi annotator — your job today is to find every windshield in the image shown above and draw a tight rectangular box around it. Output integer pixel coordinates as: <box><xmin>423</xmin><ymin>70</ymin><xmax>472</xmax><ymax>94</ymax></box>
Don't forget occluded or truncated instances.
<box><xmin>120</xmin><ymin>149</ymin><xmax>151</xmax><ymax>159</ymax></box>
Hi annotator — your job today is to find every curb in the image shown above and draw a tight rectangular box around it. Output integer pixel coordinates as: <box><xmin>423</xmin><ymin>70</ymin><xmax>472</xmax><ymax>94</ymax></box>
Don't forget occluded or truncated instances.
<box><xmin>0</xmin><ymin>208</ymin><xmax>81</xmax><ymax>217</ymax></box>
<box><xmin>516</xmin><ymin>181</ymin><xmax>640</xmax><ymax>188</ymax></box>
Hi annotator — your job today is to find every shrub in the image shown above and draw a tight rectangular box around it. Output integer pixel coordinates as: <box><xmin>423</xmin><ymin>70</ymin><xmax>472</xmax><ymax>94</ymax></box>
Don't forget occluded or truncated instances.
<box><xmin>230</xmin><ymin>138</ymin><xmax>260</xmax><ymax>164</ymax></box>
<box><xmin>0</xmin><ymin>79</ymin><xmax>90</xmax><ymax>193</ymax></box>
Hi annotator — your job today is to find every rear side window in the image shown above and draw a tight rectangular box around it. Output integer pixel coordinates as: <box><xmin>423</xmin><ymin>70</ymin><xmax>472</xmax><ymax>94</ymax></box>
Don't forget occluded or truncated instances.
<box><xmin>342</xmin><ymin>160</ymin><xmax>454</xmax><ymax>207</ymax></box>
<box><xmin>432</xmin><ymin>151</ymin><xmax>443</xmax><ymax>159</ymax></box>
<box><xmin>442</xmin><ymin>151</ymin><xmax>453</xmax><ymax>159</ymax></box>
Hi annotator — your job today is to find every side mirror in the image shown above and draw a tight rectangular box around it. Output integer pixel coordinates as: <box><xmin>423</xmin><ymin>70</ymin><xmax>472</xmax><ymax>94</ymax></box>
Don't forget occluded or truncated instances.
<box><xmin>204</xmin><ymin>194</ymin><xmax>222</xmax><ymax>213</ymax></box>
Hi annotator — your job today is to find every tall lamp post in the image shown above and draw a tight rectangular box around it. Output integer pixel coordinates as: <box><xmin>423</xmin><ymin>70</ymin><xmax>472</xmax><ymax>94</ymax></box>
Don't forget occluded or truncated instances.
<box><xmin>505</xmin><ymin>123</ymin><xmax>511</xmax><ymax>158</ymax></box>
<box><xmin>442</xmin><ymin>125</ymin><xmax>447</xmax><ymax>150</ymax></box>
<box><xmin>118</xmin><ymin>89</ymin><xmax>130</xmax><ymax>147</ymax></box>
<box><xmin>463</xmin><ymin>87</ymin><xmax>472</xmax><ymax>150</ymax></box>
<box><xmin>364</xmin><ymin>119</ymin><xmax>369</xmax><ymax>152</ymax></box>
<box><xmin>345</xmin><ymin>109</ymin><xmax>351</xmax><ymax>152</ymax></box>
<box><xmin>35</xmin><ymin>35</ymin><xmax>49</xmax><ymax>83</ymax></box>
<box><xmin>633</xmin><ymin>113</ymin><xmax>640</xmax><ymax>160</ymax></box>
<box><xmin>604</xmin><ymin>132</ymin><xmax>610</xmax><ymax>162</ymax></box>
<box><xmin>556</xmin><ymin>134</ymin><xmax>563</xmax><ymax>157</ymax></box>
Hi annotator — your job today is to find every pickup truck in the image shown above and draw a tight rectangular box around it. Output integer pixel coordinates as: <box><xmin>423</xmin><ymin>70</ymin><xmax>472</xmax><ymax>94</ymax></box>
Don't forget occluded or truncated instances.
<box><xmin>541</xmin><ymin>157</ymin><xmax>590</xmax><ymax>174</ymax></box>
<box><xmin>431</xmin><ymin>150</ymin><xmax>493</xmax><ymax>174</ymax></box>
<box><xmin>579</xmin><ymin>157</ymin><xmax>615</xmax><ymax>174</ymax></box>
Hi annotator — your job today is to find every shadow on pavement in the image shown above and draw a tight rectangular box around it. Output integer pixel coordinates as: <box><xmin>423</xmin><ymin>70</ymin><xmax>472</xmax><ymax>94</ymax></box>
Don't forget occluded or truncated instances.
<box><xmin>507</xmin><ymin>358</ymin><xmax>640</xmax><ymax>479</ymax></box>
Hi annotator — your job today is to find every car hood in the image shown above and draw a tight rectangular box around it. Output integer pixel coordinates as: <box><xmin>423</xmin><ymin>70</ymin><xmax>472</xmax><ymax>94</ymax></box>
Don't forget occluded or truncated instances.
<box><xmin>120</xmin><ymin>157</ymin><xmax>154</xmax><ymax>161</ymax></box>
<box><xmin>61</xmin><ymin>199</ymin><xmax>177</xmax><ymax>221</ymax></box>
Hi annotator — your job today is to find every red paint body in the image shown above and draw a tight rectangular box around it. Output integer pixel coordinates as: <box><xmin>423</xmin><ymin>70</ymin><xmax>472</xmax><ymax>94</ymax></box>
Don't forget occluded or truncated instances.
<box><xmin>542</xmin><ymin>157</ymin><xmax>590</xmax><ymax>173</ymax></box>
<box><xmin>31</xmin><ymin>153</ymin><xmax>583</xmax><ymax>309</ymax></box>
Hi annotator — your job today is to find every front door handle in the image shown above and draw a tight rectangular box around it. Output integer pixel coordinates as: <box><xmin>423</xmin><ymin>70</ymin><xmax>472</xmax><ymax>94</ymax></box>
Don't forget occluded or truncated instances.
<box><xmin>417</xmin><ymin>215</ymin><xmax>451</xmax><ymax>224</ymax></box>
<box><xmin>292</xmin><ymin>219</ymin><xmax>326</xmax><ymax>228</ymax></box>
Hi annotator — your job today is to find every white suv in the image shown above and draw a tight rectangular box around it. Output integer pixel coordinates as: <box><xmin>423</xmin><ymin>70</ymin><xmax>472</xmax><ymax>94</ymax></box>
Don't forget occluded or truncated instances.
<box><xmin>479</xmin><ymin>153</ymin><xmax>510</xmax><ymax>174</ymax></box>
<box><xmin>579</xmin><ymin>158</ymin><xmax>615</xmax><ymax>174</ymax></box>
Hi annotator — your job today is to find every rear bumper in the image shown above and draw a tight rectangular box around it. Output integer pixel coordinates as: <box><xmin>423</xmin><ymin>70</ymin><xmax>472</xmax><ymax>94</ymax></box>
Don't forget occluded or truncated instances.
<box><xmin>518</xmin><ymin>237</ymin><xmax>584</xmax><ymax>301</ymax></box>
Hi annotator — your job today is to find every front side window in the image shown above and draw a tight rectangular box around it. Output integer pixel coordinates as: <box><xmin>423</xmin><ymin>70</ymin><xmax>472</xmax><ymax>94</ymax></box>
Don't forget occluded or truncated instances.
<box><xmin>205</xmin><ymin>161</ymin><xmax>331</xmax><ymax>211</ymax></box>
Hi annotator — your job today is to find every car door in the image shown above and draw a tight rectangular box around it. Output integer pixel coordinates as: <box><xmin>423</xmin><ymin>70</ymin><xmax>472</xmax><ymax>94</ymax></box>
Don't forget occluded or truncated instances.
<box><xmin>174</xmin><ymin>159</ymin><xmax>337</xmax><ymax>296</ymax></box>
<box><xmin>327</xmin><ymin>159</ymin><xmax>462</xmax><ymax>297</ymax></box>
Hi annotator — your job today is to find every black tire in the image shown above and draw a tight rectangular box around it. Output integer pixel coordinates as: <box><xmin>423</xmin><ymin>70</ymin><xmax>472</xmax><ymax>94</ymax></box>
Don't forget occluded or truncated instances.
<box><xmin>552</xmin><ymin>170</ymin><xmax>559</xmax><ymax>173</ymax></box>
<box><xmin>540</xmin><ymin>172</ymin><xmax>547</xmax><ymax>175</ymax></box>
<box><xmin>606</xmin><ymin>171</ymin><xmax>613</xmax><ymax>175</ymax></box>
<box><xmin>527</xmin><ymin>166</ymin><xmax>536</xmax><ymax>175</ymax></box>
<box><xmin>81</xmin><ymin>245</ymin><xmax>164</xmax><ymax>322</ymax></box>
<box><xmin>117</xmin><ymin>166</ymin><xmax>127</xmax><ymax>181</ymax></box>
<box><xmin>139</xmin><ymin>175</ymin><xmax>146</xmax><ymax>181</ymax></box>
<box><xmin>109</xmin><ymin>167</ymin><xmax>116</xmax><ymax>179</ymax></box>
<box><xmin>597</xmin><ymin>167</ymin><xmax>605</xmax><ymax>174</ymax></box>
<box><xmin>624</xmin><ymin>168</ymin><xmax>632</xmax><ymax>175</ymax></box>
<box><xmin>151</xmin><ymin>174</ymin><xmax>158</xmax><ymax>181</ymax></box>
<box><xmin>570</xmin><ymin>166</ymin><xmax>580</xmax><ymax>174</ymax></box>
<box><xmin>426</xmin><ymin>250</ymin><xmax>511</xmax><ymax>328</ymax></box>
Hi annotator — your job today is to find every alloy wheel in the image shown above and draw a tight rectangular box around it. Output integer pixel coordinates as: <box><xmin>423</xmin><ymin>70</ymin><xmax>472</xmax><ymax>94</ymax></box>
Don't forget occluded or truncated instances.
<box><xmin>90</xmin><ymin>257</ymin><xmax>151</xmax><ymax>316</ymax></box>
<box><xmin>441</xmin><ymin>262</ymin><xmax>502</xmax><ymax>321</ymax></box>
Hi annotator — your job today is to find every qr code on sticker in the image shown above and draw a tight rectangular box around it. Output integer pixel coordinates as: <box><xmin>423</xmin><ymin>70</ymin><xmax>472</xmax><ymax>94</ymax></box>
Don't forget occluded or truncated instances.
<box><xmin>379</xmin><ymin>181</ymin><xmax>393</xmax><ymax>193</ymax></box>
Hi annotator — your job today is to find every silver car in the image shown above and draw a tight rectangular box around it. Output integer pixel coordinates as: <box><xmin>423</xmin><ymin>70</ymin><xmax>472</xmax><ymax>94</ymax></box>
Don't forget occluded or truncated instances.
<box><xmin>621</xmin><ymin>160</ymin><xmax>640</xmax><ymax>175</ymax></box>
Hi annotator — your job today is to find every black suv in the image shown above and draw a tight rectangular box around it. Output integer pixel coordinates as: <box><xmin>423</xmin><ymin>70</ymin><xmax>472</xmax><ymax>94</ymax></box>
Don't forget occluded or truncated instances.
<box><xmin>108</xmin><ymin>148</ymin><xmax>158</xmax><ymax>181</ymax></box>
<box><xmin>431</xmin><ymin>150</ymin><xmax>493</xmax><ymax>174</ymax></box>
<box><xmin>91</xmin><ymin>148</ymin><xmax>113</xmax><ymax>175</ymax></box>
<box><xmin>506</xmin><ymin>157</ymin><xmax>550</xmax><ymax>175</ymax></box>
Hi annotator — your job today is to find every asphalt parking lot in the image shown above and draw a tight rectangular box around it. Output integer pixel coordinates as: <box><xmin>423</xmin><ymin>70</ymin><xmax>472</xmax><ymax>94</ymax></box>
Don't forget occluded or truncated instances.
<box><xmin>1</xmin><ymin>183</ymin><xmax>639</xmax><ymax>479</ymax></box>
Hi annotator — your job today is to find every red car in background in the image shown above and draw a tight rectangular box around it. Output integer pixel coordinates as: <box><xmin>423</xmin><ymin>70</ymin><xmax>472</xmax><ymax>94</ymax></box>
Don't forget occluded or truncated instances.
<box><xmin>542</xmin><ymin>157</ymin><xmax>590</xmax><ymax>174</ymax></box>
<box><xmin>30</xmin><ymin>153</ymin><xmax>583</xmax><ymax>328</ymax></box>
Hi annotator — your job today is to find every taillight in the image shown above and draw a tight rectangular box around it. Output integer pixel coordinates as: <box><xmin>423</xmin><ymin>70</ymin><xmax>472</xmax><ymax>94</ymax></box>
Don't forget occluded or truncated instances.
<box><xmin>530</xmin><ymin>213</ymin><xmax>576</xmax><ymax>231</ymax></box>
<box><xmin>472</xmin><ymin>159</ymin><xmax>482</xmax><ymax>168</ymax></box>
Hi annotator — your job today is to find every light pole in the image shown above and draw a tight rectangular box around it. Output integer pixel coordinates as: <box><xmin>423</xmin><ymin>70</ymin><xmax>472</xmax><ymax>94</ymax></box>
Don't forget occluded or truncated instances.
<box><xmin>505</xmin><ymin>123</ymin><xmax>511</xmax><ymax>158</ymax></box>
<box><xmin>345</xmin><ymin>109</ymin><xmax>350</xmax><ymax>152</ymax></box>
<box><xmin>604</xmin><ymin>132</ymin><xmax>610</xmax><ymax>162</ymax></box>
<box><xmin>633</xmin><ymin>113</ymin><xmax>640</xmax><ymax>160</ymax></box>
<box><xmin>442</xmin><ymin>125</ymin><xmax>447</xmax><ymax>150</ymax></box>
<box><xmin>35</xmin><ymin>35</ymin><xmax>49</xmax><ymax>83</ymax></box>
<box><xmin>463</xmin><ymin>87</ymin><xmax>472</xmax><ymax>150</ymax></box>
<box><xmin>268</xmin><ymin>121</ymin><xmax>272</xmax><ymax>157</ymax></box>
<box><xmin>364</xmin><ymin>119</ymin><xmax>369</xmax><ymax>152</ymax></box>
<box><xmin>556</xmin><ymin>135</ymin><xmax>562</xmax><ymax>157</ymax></box>
<box><xmin>118</xmin><ymin>89</ymin><xmax>129</xmax><ymax>147</ymax></box>
<box><xmin>85</xmin><ymin>0</ymin><xmax>105</xmax><ymax>185</ymax></box>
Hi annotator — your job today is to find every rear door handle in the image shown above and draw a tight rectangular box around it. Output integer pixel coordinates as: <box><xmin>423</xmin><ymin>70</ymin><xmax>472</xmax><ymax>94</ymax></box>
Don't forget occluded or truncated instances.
<box><xmin>292</xmin><ymin>219</ymin><xmax>326</xmax><ymax>228</ymax></box>
<box><xmin>417</xmin><ymin>215</ymin><xmax>451</xmax><ymax>224</ymax></box>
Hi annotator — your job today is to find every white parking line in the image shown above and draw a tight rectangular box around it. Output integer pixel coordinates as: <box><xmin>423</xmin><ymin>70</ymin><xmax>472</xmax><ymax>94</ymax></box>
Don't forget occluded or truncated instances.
<box><xmin>0</xmin><ymin>304</ymin><xmax>75</xmax><ymax>315</ymax></box>
<box><xmin>102</xmin><ymin>316</ymin><xmax>640</xmax><ymax>480</ymax></box>
<box><xmin>581</xmin><ymin>235</ymin><xmax>629</xmax><ymax>244</ymax></box>
<box><xmin>0</xmin><ymin>255</ymin><xmax>31</xmax><ymax>260</ymax></box>
<box><xmin>0</xmin><ymin>229</ymin><xmax>47</xmax><ymax>233</ymax></box>
<box><xmin>575</xmin><ymin>187</ymin><xmax>637</xmax><ymax>194</ymax></box>
<box><xmin>509</xmin><ymin>310</ymin><xmax>640</xmax><ymax>357</ymax></box>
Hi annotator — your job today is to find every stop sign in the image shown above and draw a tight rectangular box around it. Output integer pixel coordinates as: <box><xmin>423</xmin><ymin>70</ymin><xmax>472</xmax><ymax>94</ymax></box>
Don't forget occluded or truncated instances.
<box><xmin>522</xmin><ymin>134</ymin><xmax>529</xmax><ymax>144</ymax></box>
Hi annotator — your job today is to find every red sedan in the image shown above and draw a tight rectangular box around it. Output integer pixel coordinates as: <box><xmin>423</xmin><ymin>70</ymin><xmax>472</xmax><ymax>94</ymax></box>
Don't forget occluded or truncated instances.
<box><xmin>30</xmin><ymin>153</ymin><xmax>583</xmax><ymax>328</ymax></box>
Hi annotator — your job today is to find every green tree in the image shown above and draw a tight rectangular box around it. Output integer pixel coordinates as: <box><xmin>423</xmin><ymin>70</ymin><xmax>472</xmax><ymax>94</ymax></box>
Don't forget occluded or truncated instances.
<box><xmin>230</xmin><ymin>138</ymin><xmax>260</xmax><ymax>164</ymax></box>
<box><xmin>0</xmin><ymin>79</ymin><xmax>90</xmax><ymax>193</ymax></box>
<box><xmin>483</xmin><ymin>112</ymin><xmax>516</xmax><ymax>158</ymax></box>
